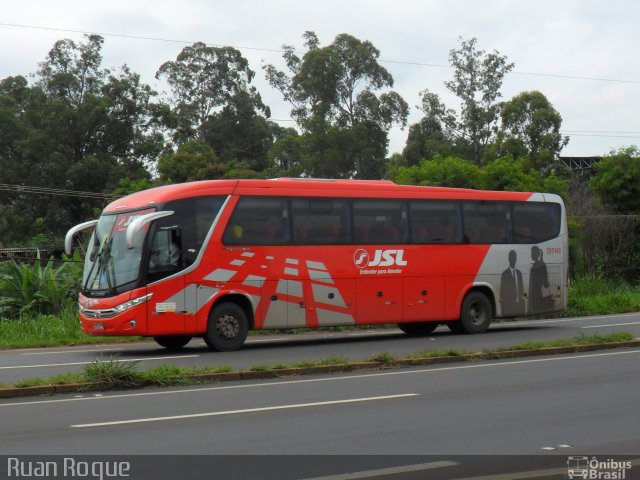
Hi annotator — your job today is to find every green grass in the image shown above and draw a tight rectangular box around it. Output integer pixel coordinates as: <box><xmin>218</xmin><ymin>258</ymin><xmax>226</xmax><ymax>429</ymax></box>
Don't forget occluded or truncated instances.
<box><xmin>368</xmin><ymin>352</ymin><xmax>398</xmax><ymax>364</ymax></box>
<box><xmin>0</xmin><ymin>305</ymin><xmax>143</xmax><ymax>349</ymax></box>
<box><xmin>83</xmin><ymin>359</ymin><xmax>142</xmax><ymax>388</ymax></box>
<box><xmin>1</xmin><ymin>332</ymin><xmax>636</xmax><ymax>391</ymax></box>
<box><xmin>406</xmin><ymin>348</ymin><xmax>464</xmax><ymax>359</ymax></box>
<box><xmin>495</xmin><ymin>332</ymin><xmax>634</xmax><ymax>351</ymax></box>
<box><xmin>316</xmin><ymin>355</ymin><xmax>350</xmax><ymax>365</ymax></box>
<box><xmin>271</xmin><ymin>363</ymin><xmax>290</xmax><ymax>370</ymax></box>
<box><xmin>564</xmin><ymin>275</ymin><xmax>640</xmax><ymax>317</ymax></box>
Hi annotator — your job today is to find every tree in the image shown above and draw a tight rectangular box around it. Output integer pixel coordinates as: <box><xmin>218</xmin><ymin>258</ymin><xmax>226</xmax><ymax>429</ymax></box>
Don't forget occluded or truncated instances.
<box><xmin>496</xmin><ymin>91</ymin><xmax>569</xmax><ymax>172</ymax></box>
<box><xmin>402</xmin><ymin>92</ymin><xmax>459</xmax><ymax>165</ymax></box>
<box><xmin>157</xmin><ymin>140</ymin><xmax>228</xmax><ymax>183</ymax></box>
<box><xmin>265</xmin><ymin>31</ymin><xmax>408</xmax><ymax>178</ymax></box>
<box><xmin>393</xmin><ymin>156</ymin><xmax>481</xmax><ymax>189</ymax></box>
<box><xmin>201</xmin><ymin>90</ymin><xmax>282</xmax><ymax>175</ymax></box>
<box><xmin>480</xmin><ymin>157</ymin><xmax>567</xmax><ymax>197</ymax></box>
<box><xmin>412</xmin><ymin>37</ymin><xmax>513</xmax><ymax>166</ymax></box>
<box><xmin>267</xmin><ymin>131</ymin><xmax>306</xmax><ymax>178</ymax></box>
<box><xmin>156</xmin><ymin>42</ymin><xmax>268</xmax><ymax>144</ymax></box>
<box><xmin>0</xmin><ymin>35</ymin><xmax>159</xmax><ymax>245</ymax></box>
<box><xmin>589</xmin><ymin>146</ymin><xmax>640</xmax><ymax>214</ymax></box>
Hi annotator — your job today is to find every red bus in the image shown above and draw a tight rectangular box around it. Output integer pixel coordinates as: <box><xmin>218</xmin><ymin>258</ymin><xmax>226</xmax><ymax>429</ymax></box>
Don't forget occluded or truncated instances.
<box><xmin>65</xmin><ymin>179</ymin><xmax>568</xmax><ymax>351</ymax></box>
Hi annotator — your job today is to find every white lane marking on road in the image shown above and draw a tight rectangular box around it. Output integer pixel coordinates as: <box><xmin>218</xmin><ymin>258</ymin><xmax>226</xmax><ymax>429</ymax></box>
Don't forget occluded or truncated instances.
<box><xmin>245</xmin><ymin>331</ymin><xmax>402</xmax><ymax>344</ymax></box>
<box><xmin>2</xmin><ymin>349</ymin><xmax>640</xmax><ymax>408</ymax></box>
<box><xmin>581</xmin><ymin>321</ymin><xmax>640</xmax><ymax>329</ymax></box>
<box><xmin>508</xmin><ymin>312</ymin><xmax>640</xmax><ymax>326</ymax></box>
<box><xmin>299</xmin><ymin>461</ymin><xmax>458</xmax><ymax>480</ymax></box>
<box><xmin>70</xmin><ymin>393</ymin><xmax>419</xmax><ymax>428</ymax></box>
<box><xmin>0</xmin><ymin>355</ymin><xmax>199</xmax><ymax>370</ymax></box>
<box><xmin>245</xmin><ymin>337</ymin><xmax>295</xmax><ymax>344</ymax></box>
<box><xmin>21</xmin><ymin>348</ymin><xmax>126</xmax><ymax>356</ymax></box>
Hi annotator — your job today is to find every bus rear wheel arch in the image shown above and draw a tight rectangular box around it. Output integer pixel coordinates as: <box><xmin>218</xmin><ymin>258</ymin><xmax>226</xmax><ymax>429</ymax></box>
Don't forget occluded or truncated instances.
<box><xmin>204</xmin><ymin>301</ymin><xmax>249</xmax><ymax>351</ymax></box>
<box><xmin>449</xmin><ymin>290</ymin><xmax>493</xmax><ymax>334</ymax></box>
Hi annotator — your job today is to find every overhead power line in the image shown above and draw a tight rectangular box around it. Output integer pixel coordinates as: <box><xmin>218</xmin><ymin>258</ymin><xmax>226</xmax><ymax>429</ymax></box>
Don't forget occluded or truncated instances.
<box><xmin>563</xmin><ymin>130</ymin><xmax>640</xmax><ymax>134</ymax></box>
<box><xmin>1</xmin><ymin>22</ymin><xmax>639</xmax><ymax>85</ymax></box>
<box><xmin>561</xmin><ymin>133</ymin><xmax>640</xmax><ymax>139</ymax></box>
<box><xmin>0</xmin><ymin>183</ymin><xmax>118</xmax><ymax>200</ymax></box>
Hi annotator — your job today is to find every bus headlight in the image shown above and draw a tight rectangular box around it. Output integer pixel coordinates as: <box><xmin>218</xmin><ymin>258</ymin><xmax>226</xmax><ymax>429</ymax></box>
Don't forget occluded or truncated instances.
<box><xmin>114</xmin><ymin>293</ymin><xmax>153</xmax><ymax>313</ymax></box>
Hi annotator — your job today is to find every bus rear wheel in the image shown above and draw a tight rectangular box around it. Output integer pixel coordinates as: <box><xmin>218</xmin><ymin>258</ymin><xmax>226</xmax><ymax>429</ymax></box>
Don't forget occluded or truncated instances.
<box><xmin>456</xmin><ymin>291</ymin><xmax>492</xmax><ymax>334</ymax></box>
<box><xmin>205</xmin><ymin>302</ymin><xmax>249</xmax><ymax>351</ymax></box>
<box><xmin>153</xmin><ymin>335</ymin><xmax>192</xmax><ymax>350</ymax></box>
<box><xmin>398</xmin><ymin>322</ymin><xmax>439</xmax><ymax>335</ymax></box>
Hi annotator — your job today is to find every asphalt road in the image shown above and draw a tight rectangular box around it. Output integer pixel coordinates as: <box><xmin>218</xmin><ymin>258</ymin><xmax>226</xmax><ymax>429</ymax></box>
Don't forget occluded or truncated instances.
<box><xmin>0</xmin><ymin>347</ymin><xmax>639</xmax><ymax>479</ymax></box>
<box><xmin>1</xmin><ymin>313</ymin><xmax>639</xmax><ymax>385</ymax></box>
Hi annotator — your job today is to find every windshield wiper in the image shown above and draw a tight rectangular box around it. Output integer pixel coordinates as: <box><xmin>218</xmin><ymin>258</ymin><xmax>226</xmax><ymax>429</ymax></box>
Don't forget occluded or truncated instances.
<box><xmin>83</xmin><ymin>237</ymin><xmax>114</xmax><ymax>292</ymax></box>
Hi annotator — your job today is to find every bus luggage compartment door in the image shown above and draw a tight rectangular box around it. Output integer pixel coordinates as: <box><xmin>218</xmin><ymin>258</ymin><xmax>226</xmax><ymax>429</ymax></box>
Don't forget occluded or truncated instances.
<box><xmin>403</xmin><ymin>277</ymin><xmax>445</xmax><ymax>322</ymax></box>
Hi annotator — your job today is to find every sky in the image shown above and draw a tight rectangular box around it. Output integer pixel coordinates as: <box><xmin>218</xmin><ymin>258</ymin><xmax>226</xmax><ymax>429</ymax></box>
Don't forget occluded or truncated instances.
<box><xmin>1</xmin><ymin>0</ymin><xmax>639</xmax><ymax>158</ymax></box>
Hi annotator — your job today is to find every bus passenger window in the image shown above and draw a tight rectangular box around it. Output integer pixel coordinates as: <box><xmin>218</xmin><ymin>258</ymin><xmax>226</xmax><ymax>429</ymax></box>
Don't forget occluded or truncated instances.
<box><xmin>512</xmin><ymin>203</ymin><xmax>561</xmax><ymax>243</ymax></box>
<box><xmin>223</xmin><ymin>197</ymin><xmax>290</xmax><ymax>245</ymax></box>
<box><xmin>353</xmin><ymin>200</ymin><xmax>408</xmax><ymax>244</ymax></box>
<box><xmin>410</xmin><ymin>201</ymin><xmax>459</xmax><ymax>243</ymax></box>
<box><xmin>292</xmin><ymin>199</ymin><xmax>349</xmax><ymax>244</ymax></box>
<box><xmin>462</xmin><ymin>202</ymin><xmax>509</xmax><ymax>244</ymax></box>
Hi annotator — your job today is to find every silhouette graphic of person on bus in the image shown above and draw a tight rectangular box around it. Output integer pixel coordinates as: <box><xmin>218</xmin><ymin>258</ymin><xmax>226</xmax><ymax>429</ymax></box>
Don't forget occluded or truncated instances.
<box><xmin>500</xmin><ymin>250</ymin><xmax>524</xmax><ymax>316</ymax></box>
<box><xmin>529</xmin><ymin>245</ymin><xmax>552</xmax><ymax>314</ymax></box>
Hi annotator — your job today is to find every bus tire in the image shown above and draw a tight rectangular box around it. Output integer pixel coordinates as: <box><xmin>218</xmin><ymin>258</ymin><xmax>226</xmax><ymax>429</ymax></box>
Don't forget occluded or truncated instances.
<box><xmin>205</xmin><ymin>302</ymin><xmax>249</xmax><ymax>351</ymax></box>
<box><xmin>458</xmin><ymin>291</ymin><xmax>492</xmax><ymax>334</ymax></box>
<box><xmin>398</xmin><ymin>322</ymin><xmax>438</xmax><ymax>335</ymax></box>
<box><xmin>153</xmin><ymin>335</ymin><xmax>192</xmax><ymax>350</ymax></box>
<box><xmin>445</xmin><ymin>321</ymin><xmax>466</xmax><ymax>334</ymax></box>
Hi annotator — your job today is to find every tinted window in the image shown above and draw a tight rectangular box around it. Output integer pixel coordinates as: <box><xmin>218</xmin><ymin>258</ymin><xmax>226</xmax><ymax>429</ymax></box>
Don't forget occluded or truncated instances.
<box><xmin>463</xmin><ymin>202</ymin><xmax>510</xmax><ymax>244</ymax></box>
<box><xmin>223</xmin><ymin>197</ymin><xmax>290</xmax><ymax>245</ymax></box>
<box><xmin>292</xmin><ymin>198</ymin><xmax>349</xmax><ymax>244</ymax></box>
<box><xmin>160</xmin><ymin>196</ymin><xmax>225</xmax><ymax>261</ymax></box>
<box><xmin>513</xmin><ymin>203</ymin><xmax>561</xmax><ymax>243</ymax></box>
<box><xmin>353</xmin><ymin>200</ymin><xmax>407</xmax><ymax>244</ymax></box>
<box><xmin>410</xmin><ymin>201</ymin><xmax>459</xmax><ymax>243</ymax></box>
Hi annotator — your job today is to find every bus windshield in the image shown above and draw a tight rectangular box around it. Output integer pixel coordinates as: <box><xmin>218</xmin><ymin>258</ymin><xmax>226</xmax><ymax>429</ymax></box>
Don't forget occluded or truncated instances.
<box><xmin>82</xmin><ymin>208</ymin><xmax>155</xmax><ymax>293</ymax></box>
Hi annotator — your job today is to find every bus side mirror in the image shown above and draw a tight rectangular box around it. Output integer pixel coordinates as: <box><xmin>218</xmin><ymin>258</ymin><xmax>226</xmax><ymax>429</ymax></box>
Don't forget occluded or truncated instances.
<box><xmin>65</xmin><ymin>220</ymin><xmax>99</xmax><ymax>256</ymax></box>
<box><xmin>125</xmin><ymin>211</ymin><xmax>174</xmax><ymax>249</ymax></box>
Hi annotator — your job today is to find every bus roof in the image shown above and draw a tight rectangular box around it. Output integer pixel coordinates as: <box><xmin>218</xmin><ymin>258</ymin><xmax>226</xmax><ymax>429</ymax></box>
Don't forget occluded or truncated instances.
<box><xmin>104</xmin><ymin>178</ymin><xmax>538</xmax><ymax>212</ymax></box>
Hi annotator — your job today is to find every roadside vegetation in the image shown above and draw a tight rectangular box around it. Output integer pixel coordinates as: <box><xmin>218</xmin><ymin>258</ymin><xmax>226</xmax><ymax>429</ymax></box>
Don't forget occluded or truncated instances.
<box><xmin>1</xmin><ymin>255</ymin><xmax>640</xmax><ymax>350</ymax></box>
<box><xmin>2</xmin><ymin>332</ymin><xmax>635</xmax><ymax>392</ymax></box>
<box><xmin>564</xmin><ymin>274</ymin><xmax>640</xmax><ymax>317</ymax></box>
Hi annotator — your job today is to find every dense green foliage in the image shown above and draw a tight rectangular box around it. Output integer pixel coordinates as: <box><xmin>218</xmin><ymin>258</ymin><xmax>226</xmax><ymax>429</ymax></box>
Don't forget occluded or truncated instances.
<box><xmin>264</xmin><ymin>31</ymin><xmax>409</xmax><ymax>179</ymax></box>
<box><xmin>393</xmin><ymin>155</ymin><xmax>568</xmax><ymax>198</ymax></box>
<box><xmin>589</xmin><ymin>147</ymin><xmax>640</xmax><ymax>214</ymax></box>
<box><xmin>0</xmin><ymin>31</ymin><xmax>636</xmax><ymax>254</ymax></box>
<box><xmin>0</xmin><ymin>254</ymin><xmax>82</xmax><ymax>316</ymax></box>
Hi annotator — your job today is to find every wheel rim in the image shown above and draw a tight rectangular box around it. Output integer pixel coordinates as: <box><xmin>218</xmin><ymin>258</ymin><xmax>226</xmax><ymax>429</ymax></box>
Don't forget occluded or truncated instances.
<box><xmin>217</xmin><ymin>313</ymin><xmax>240</xmax><ymax>340</ymax></box>
<box><xmin>468</xmin><ymin>301</ymin><xmax>486</xmax><ymax>326</ymax></box>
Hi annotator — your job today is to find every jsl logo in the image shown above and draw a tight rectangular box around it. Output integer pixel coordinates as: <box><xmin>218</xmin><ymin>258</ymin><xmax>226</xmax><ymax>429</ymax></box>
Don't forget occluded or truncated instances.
<box><xmin>354</xmin><ymin>249</ymin><xmax>407</xmax><ymax>268</ymax></box>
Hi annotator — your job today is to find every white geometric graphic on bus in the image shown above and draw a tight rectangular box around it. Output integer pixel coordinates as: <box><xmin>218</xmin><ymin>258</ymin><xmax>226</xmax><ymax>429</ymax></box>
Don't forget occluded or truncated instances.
<box><xmin>197</xmin><ymin>253</ymin><xmax>355</xmax><ymax>328</ymax></box>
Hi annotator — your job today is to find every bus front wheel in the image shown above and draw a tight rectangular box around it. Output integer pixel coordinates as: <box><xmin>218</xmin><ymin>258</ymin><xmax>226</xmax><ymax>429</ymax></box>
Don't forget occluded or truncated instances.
<box><xmin>398</xmin><ymin>322</ymin><xmax>439</xmax><ymax>335</ymax></box>
<box><xmin>205</xmin><ymin>302</ymin><xmax>249</xmax><ymax>351</ymax></box>
<box><xmin>456</xmin><ymin>291</ymin><xmax>492</xmax><ymax>334</ymax></box>
<box><xmin>153</xmin><ymin>335</ymin><xmax>192</xmax><ymax>350</ymax></box>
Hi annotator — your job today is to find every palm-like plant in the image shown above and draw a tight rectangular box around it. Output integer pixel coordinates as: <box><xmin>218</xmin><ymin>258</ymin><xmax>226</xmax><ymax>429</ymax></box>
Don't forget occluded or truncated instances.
<box><xmin>0</xmin><ymin>252</ymin><xmax>82</xmax><ymax>317</ymax></box>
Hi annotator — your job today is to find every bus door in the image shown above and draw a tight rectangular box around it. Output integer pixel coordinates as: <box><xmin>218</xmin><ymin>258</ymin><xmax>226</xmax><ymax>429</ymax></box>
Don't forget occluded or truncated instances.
<box><xmin>146</xmin><ymin>226</ymin><xmax>188</xmax><ymax>335</ymax></box>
